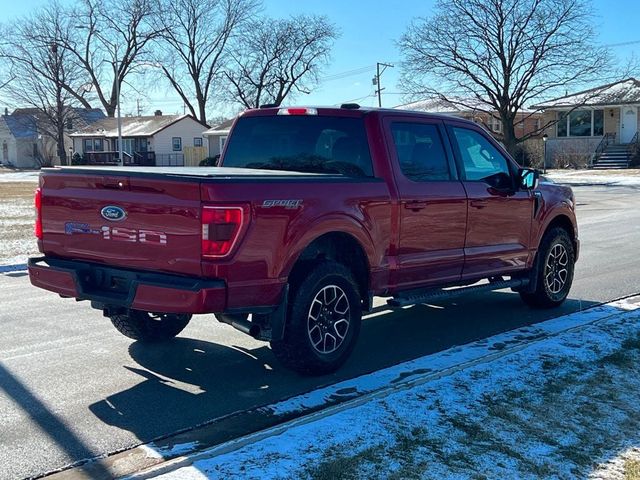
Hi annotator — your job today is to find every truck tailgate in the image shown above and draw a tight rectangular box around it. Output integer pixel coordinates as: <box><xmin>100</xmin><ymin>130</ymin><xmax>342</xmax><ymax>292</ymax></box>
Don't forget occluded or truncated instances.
<box><xmin>40</xmin><ymin>172</ymin><xmax>202</xmax><ymax>276</ymax></box>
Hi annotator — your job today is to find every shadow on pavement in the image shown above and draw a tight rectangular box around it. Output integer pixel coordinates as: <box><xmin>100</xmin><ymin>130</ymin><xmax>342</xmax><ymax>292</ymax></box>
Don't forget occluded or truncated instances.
<box><xmin>89</xmin><ymin>290</ymin><xmax>599</xmax><ymax>445</ymax></box>
<box><xmin>0</xmin><ymin>363</ymin><xmax>112</xmax><ymax>478</ymax></box>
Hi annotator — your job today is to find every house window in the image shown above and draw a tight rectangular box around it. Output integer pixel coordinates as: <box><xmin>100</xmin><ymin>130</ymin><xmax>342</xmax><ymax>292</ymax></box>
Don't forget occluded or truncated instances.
<box><xmin>172</xmin><ymin>137</ymin><xmax>182</xmax><ymax>151</ymax></box>
<box><xmin>593</xmin><ymin>110</ymin><xmax>604</xmax><ymax>136</ymax></box>
<box><xmin>557</xmin><ymin>112</ymin><xmax>568</xmax><ymax>137</ymax></box>
<box><xmin>488</xmin><ymin>116</ymin><xmax>502</xmax><ymax>134</ymax></box>
<box><xmin>83</xmin><ymin>138</ymin><xmax>104</xmax><ymax>152</ymax></box>
<box><xmin>194</xmin><ymin>137</ymin><xmax>203</xmax><ymax>147</ymax></box>
<box><xmin>557</xmin><ymin>110</ymin><xmax>604</xmax><ymax>137</ymax></box>
<box><xmin>569</xmin><ymin>110</ymin><xmax>592</xmax><ymax>137</ymax></box>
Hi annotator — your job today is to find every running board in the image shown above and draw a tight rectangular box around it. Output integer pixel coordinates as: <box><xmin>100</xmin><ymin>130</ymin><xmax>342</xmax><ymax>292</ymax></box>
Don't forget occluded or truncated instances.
<box><xmin>386</xmin><ymin>278</ymin><xmax>529</xmax><ymax>308</ymax></box>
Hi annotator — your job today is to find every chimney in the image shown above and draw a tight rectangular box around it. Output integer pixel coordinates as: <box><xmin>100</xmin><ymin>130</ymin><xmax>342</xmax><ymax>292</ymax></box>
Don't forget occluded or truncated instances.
<box><xmin>3</xmin><ymin>108</ymin><xmax>7</xmax><ymax>116</ymax></box>
<box><xmin>154</xmin><ymin>110</ymin><xmax>162</xmax><ymax>116</ymax></box>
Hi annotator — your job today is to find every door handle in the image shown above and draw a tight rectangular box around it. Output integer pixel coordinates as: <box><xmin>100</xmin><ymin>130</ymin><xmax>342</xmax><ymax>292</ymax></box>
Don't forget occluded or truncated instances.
<box><xmin>470</xmin><ymin>200</ymin><xmax>488</xmax><ymax>209</ymax></box>
<box><xmin>404</xmin><ymin>201</ymin><xmax>428</xmax><ymax>211</ymax></box>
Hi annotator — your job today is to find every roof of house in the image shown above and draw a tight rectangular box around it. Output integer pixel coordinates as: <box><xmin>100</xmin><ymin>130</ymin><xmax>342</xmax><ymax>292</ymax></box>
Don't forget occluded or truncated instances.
<box><xmin>1</xmin><ymin>114</ymin><xmax>37</xmax><ymax>138</ymax></box>
<box><xmin>203</xmin><ymin>118</ymin><xmax>234</xmax><ymax>136</ymax></box>
<box><xmin>532</xmin><ymin>78</ymin><xmax>640</xmax><ymax>109</ymax></box>
<box><xmin>70</xmin><ymin>114</ymin><xmax>208</xmax><ymax>137</ymax></box>
<box><xmin>395</xmin><ymin>97</ymin><xmax>482</xmax><ymax>114</ymax></box>
<box><xmin>1</xmin><ymin>108</ymin><xmax>105</xmax><ymax>139</ymax></box>
<box><xmin>395</xmin><ymin>97</ymin><xmax>535</xmax><ymax>115</ymax></box>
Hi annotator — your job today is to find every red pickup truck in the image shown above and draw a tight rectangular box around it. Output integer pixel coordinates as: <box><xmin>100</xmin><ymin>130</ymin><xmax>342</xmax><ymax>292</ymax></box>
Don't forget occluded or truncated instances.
<box><xmin>29</xmin><ymin>105</ymin><xmax>578</xmax><ymax>374</ymax></box>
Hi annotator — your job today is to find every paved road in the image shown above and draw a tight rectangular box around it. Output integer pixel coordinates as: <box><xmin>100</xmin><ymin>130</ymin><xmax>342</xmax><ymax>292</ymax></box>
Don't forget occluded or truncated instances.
<box><xmin>1</xmin><ymin>183</ymin><xmax>639</xmax><ymax>480</ymax></box>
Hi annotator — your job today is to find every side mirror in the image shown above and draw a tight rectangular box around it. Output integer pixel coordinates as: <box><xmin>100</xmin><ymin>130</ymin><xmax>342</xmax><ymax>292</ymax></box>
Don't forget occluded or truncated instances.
<box><xmin>518</xmin><ymin>168</ymin><xmax>539</xmax><ymax>190</ymax></box>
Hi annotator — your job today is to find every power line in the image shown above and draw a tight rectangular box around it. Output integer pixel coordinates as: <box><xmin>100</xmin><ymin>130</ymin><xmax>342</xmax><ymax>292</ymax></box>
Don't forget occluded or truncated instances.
<box><xmin>320</xmin><ymin>65</ymin><xmax>376</xmax><ymax>82</ymax></box>
<box><xmin>603</xmin><ymin>40</ymin><xmax>640</xmax><ymax>48</ymax></box>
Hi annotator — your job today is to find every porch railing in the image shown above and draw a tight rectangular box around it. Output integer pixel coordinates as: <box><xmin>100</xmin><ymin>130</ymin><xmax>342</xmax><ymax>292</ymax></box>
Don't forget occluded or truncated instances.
<box><xmin>133</xmin><ymin>151</ymin><xmax>156</xmax><ymax>166</ymax></box>
<box><xmin>628</xmin><ymin>131</ymin><xmax>639</xmax><ymax>167</ymax></box>
<box><xmin>590</xmin><ymin>133</ymin><xmax>616</xmax><ymax>168</ymax></box>
<box><xmin>155</xmin><ymin>153</ymin><xmax>185</xmax><ymax>166</ymax></box>
<box><xmin>84</xmin><ymin>151</ymin><xmax>155</xmax><ymax>166</ymax></box>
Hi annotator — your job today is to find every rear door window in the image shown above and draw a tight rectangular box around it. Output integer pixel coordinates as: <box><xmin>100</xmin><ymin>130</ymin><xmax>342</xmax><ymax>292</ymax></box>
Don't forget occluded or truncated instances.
<box><xmin>222</xmin><ymin>116</ymin><xmax>373</xmax><ymax>177</ymax></box>
<box><xmin>390</xmin><ymin>122</ymin><xmax>451</xmax><ymax>181</ymax></box>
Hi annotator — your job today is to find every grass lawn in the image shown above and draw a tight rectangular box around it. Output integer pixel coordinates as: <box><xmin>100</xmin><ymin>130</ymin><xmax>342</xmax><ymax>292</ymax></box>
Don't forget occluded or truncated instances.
<box><xmin>0</xmin><ymin>182</ymin><xmax>38</xmax><ymax>265</ymax></box>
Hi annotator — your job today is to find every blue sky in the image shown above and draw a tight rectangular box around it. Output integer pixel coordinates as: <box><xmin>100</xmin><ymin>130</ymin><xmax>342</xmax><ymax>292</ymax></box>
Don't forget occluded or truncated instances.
<box><xmin>3</xmin><ymin>0</ymin><xmax>640</xmax><ymax>117</ymax></box>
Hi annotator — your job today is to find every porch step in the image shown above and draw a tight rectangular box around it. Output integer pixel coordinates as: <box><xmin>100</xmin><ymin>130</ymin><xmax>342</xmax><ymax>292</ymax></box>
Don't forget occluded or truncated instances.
<box><xmin>594</xmin><ymin>144</ymin><xmax>632</xmax><ymax>169</ymax></box>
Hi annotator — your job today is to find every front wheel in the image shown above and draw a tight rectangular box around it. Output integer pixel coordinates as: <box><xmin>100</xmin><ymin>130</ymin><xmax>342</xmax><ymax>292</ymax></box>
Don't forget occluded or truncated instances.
<box><xmin>520</xmin><ymin>227</ymin><xmax>575</xmax><ymax>308</ymax></box>
<box><xmin>109</xmin><ymin>310</ymin><xmax>192</xmax><ymax>342</ymax></box>
<box><xmin>270</xmin><ymin>261</ymin><xmax>362</xmax><ymax>375</ymax></box>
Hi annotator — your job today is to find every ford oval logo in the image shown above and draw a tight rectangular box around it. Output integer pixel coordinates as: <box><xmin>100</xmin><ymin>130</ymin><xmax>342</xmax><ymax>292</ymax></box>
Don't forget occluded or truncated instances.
<box><xmin>101</xmin><ymin>205</ymin><xmax>127</xmax><ymax>222</ymax></box>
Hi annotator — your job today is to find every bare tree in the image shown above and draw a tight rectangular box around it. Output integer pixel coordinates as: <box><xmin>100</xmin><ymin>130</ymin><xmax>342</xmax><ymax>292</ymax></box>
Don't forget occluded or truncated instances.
<box><xmin>224</xmin><ymin>15</ymin><xmax>338</xmax><ymax>109</ymax></box>
<box><xmin>61</xmin><ymin>0</ymin><xmax>163</xmax><ymax>117</ymax></box>
<box><xmin>154</xmin><ymin>0</ymin><xmax>257</xmax><ymax>124</ymax></box>
<box><xmin>399</xmin><ymin>0</ymin><xmax>610</xmax><ymax>154</ymax></box>
<box><xmin>0</xmin><ymin>4</ymin><xmax>90</xmax><ymax>165</ymax></box>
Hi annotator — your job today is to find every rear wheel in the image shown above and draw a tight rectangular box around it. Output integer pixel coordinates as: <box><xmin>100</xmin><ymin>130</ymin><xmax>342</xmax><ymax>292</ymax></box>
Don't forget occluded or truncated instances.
<box><xmin>109</xmin><ymin>310</ymin><xmax>192</xmax><ymax>342</ymax></box>
<box><xmin>271</xmin><ymin>261</ymin><xmax>362</xmax><ymax>375</ymax></box>
<box><xmin>520</xmin><ymin>227</ymin><xmax>575</xmax><ymax>308</ymax></box>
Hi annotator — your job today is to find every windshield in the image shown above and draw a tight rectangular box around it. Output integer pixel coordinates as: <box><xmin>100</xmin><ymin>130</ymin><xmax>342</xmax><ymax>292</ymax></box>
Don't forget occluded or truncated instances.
<box><xmin>221</xmin><ymin>115</ymin><xmax>374</xmax><ymax>177</ymax></box>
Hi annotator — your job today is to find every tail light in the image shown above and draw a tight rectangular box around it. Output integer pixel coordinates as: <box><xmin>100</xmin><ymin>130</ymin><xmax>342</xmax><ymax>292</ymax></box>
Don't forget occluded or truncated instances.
<box><xmin>34</xmin><ymin>187</ymin><xmax>43</xmax><ymax>239</ymax></box>
<box><xmin>201</xmin><ymin>206</ymin><xmax>244</xmax><ymax>257</ymax></box>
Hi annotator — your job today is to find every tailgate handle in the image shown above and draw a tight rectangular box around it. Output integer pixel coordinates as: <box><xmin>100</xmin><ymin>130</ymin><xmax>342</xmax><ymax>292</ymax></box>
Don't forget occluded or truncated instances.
<box><xmin>100</xmin><ymin>177</ymin><xmax>130</xmax><ymax>190</ymax></box>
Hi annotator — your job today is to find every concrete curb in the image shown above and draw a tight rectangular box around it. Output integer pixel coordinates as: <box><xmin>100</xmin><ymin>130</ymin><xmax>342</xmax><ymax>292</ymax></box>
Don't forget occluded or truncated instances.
<box><xmin>0</xmin><ymin>263</ymin><xmax>28</xmax><ymax>273</ymax></box>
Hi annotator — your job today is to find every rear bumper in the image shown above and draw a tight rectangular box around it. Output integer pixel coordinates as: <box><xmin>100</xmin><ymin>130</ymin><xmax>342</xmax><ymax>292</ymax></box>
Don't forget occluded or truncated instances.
<box><xmin>28</xmin><ymin>257</ymin><xmax>226</xmax><ymax>314</ymax></box>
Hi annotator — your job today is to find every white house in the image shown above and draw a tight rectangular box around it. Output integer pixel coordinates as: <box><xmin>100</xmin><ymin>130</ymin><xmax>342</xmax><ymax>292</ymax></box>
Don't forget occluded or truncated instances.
<box><xmin>70</xmin><ymin>112</ymin><xmax>210</xmax><ymax>166</ymax></box>
<box><xmin>533</xmin><ymin>78</ymin><xmax>640</xmax><ymax>168</ymax></box>
<box><xmin>0</xmin><ymin>107</ymin><xmax>104</xmax><ymax>168</ymax></box>
<box><xmin>202</xmin><ymin>118</ymin><xmax>234</xmax><ymax>159</ymax></box>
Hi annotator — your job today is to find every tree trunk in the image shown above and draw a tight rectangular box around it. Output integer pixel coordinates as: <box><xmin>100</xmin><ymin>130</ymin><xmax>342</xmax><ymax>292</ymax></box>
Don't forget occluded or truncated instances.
<box><xmin>57</xmin><ymin>125</ymin><xmax>68</xmax><ymax>166</ymax></box>
<box><xmin>501</xmin><ymin>113</ymin><xmax>518</xmax><ymax>158</ymax></box>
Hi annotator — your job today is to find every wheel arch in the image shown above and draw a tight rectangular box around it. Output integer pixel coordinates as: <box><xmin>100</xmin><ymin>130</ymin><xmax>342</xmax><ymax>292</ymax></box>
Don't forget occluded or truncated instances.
<box><xmin>286</xmin><ymin>231</ymin><xmax>371</xmax><ymax>309</ymax></box>
<box><xmin>541</xmin><ymin>214</ymin><xmax>578</xmax><ymax>256</ymax></box>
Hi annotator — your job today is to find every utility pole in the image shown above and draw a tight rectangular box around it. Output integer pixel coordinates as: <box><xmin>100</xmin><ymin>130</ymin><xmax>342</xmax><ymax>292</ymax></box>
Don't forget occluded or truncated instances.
<box><xmin>115</xmin><ymin>67</ymin><xmax>123</xmax><ymax>167</ymax></box>
<box><xmin>136</xmin><ymin>99</ymin><xmax>142</xmax><ymax>116</ymax></box>
<box><xmin>372</xmin><ymin>62</ymin><xmax>394</xmax><ymax>107</ymax></box>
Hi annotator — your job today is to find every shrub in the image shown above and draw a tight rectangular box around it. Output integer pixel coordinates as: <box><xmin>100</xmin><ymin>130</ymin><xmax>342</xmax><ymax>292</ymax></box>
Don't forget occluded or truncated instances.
<box><xmin>199</xmin><ymin>155</ymin><xmax>220</xmax><ymax>166</ymax></box>
<box><xmin>71</xmin><ymin>152</ymin><xmax>86</xmax><ymax>165</ymax></box>
<box><xmin>512</xmin><ymin>139</ymin><xmax>544</xmax><ymax>169</ymax></box>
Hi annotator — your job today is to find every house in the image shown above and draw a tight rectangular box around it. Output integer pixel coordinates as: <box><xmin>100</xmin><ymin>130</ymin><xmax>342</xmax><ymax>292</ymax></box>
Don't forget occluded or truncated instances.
<box><xmin>70</xmin><ymin>112</ymin><xmax>209</xmax><ymax>166</ymax></box>
<box><xmin>202</xmin><ymin>118</ymin><xmax>234</xmax><ymax>158</ymax></box>
<box><xmin>532</xmin><ymin>78</ymin><xmax>640</xmax><ymax>168</ymax></box>
<box><xmin>0</xmin><ymin>107</ymin><xmax>104</xmax><ymax>168</ymax></box>
<box><xmin>395</xmin><ymin>97</ymin><xmax>543</xmax><ymax>140</ymax></box>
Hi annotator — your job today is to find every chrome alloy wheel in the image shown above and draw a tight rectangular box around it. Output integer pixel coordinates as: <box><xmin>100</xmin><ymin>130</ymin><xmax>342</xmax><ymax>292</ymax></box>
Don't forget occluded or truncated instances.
<box><xmin>544</xmin><ymin>243</ymin><xmax>569</xmax><ymax>294</ymax></box>
<box><xmin>307</xmin><ymin>284</ymin><xmax>351</xmax><ymax>354</ymax></box>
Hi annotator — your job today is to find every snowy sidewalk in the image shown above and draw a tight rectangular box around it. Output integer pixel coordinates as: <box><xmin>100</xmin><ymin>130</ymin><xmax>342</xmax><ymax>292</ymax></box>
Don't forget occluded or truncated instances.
<box><xmin>131</xmin><ymin>297</ymin><xmax>640</xmax><ymax>480</ymax></box>
<box><xmin>546</xmin><ymin>169</ymin><xmax>640</xmax><ymax>187</ymax></box>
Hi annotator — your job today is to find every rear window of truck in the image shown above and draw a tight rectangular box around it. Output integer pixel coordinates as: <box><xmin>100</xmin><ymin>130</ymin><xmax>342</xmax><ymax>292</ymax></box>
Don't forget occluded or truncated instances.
<box><xmin>222</xmin><ymin>116</ymin><xmax>374</xmax><ymax>177</ymax></box>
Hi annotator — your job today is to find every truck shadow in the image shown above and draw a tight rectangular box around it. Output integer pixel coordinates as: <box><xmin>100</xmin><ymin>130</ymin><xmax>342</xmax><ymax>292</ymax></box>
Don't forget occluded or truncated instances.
<box><xmin>89</xmin><ymin>290</ymin><xmax>599</xmax><ymax>444</ymax></box>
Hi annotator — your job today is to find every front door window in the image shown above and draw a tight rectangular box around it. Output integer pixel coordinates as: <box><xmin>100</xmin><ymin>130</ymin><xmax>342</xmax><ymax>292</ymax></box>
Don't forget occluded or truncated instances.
<box><xmin>451</xmin><ymin>127</ymin><xmax>511</xmax><ymax>181</ymax></box>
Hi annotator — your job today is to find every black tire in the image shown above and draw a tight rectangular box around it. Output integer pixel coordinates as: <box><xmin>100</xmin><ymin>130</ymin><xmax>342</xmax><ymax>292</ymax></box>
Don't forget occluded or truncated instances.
<box><xmin>270</xmin><ymin>261</ymin><xmax>362</xmax><ymax>375</ymax></box>
<box><xmin>520</xmin><ymin>227</ymin><xmax>575</xmax><ymax>308</ymax></box>
<box><xmin>109</xmin><ymin>310</ymin><xmax>192</xmax><ymax>342</ymax></box>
